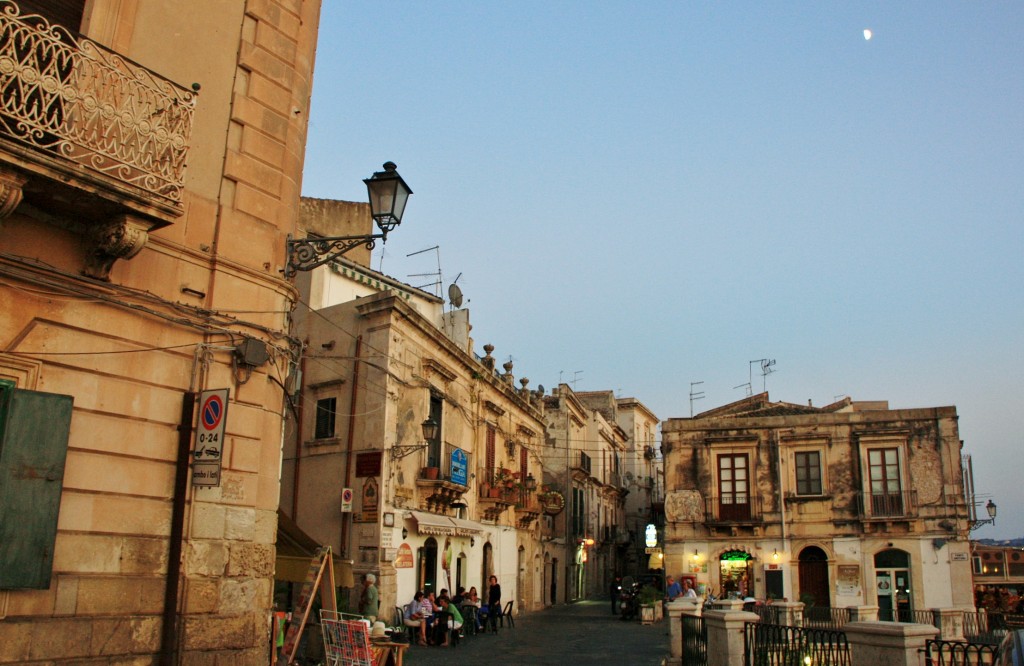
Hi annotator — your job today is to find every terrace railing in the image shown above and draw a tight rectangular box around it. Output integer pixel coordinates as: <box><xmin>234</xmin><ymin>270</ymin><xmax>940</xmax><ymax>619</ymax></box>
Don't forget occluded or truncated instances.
<box><xmin>923</xmin><ymin>639</ymin><xmax>999</xmax><ymax>666</ymax></box>
<box><xmin>0</xmin><ymin>1</ymin><xmax>195</xmax><ymax>211</ymax></box>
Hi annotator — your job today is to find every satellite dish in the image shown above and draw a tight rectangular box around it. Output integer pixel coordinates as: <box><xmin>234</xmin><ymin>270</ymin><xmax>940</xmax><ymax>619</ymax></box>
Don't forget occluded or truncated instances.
<box><xmin>448</xmin><ymin>283</ymin><xmax>463</xmax><ymax>308</ymax></box>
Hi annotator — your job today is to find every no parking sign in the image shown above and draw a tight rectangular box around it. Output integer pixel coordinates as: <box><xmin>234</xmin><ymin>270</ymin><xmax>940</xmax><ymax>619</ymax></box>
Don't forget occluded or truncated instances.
<box><xmin>194</xmin><ymin>388</ymin><xmax>229</xmax><ymax>487</ymax></box>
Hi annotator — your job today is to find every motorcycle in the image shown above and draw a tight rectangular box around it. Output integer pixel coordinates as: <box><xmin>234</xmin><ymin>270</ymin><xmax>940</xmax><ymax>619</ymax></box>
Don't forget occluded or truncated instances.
<box><xmin>619</xmin><ymin>576</ymin><xmax>640</xmax><ymax>620</ymax></box>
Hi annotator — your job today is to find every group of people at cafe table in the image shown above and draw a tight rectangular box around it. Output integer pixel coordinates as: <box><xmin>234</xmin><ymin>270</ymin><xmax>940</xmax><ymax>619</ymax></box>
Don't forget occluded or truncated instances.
<box><xmin>403</xmin><ymin>575</ymin><xmax>504</xmax><ymax>646</ymax></box>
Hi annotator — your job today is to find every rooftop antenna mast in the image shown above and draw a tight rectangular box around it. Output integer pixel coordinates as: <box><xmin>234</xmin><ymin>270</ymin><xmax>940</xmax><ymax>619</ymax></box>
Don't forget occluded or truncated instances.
<box><xmin>748</xmin><ymin>358</ymin><xmax>777</xmax><ymax>393</ymax></box>
<box><xmin>406</xmin><ymin>245</ymin><xmax>442</xmax><ymax>297</ymax></box>
<box><xmin>689</xmin><ymin>381</ymin><xmax>705</xmax><ymax>417</ymax></box>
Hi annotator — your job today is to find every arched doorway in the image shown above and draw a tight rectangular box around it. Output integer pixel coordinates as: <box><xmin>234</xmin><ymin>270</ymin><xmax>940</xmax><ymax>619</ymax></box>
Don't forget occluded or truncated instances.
<box><xmin>719</xmin><ymin>550</ymin><xmax>754</xmax><ymax>599</ymax></box>
<box><xmin>417</xmin><ymin>537</ymin><xmax>438</xmax><ymax>595</ymax></box>
<box><xmin>516</xmin><ymin>546</ymin><xmax>525</xmax><ymax>611</ymax></box>
<box><xmin>875</xmin><ymin>549</ymin><xmax>912</xmax><ymax>620</ymax></box>
<box><xmin>550</xmin><ymin>557</ymin><xmax>559</xmax><ymax>605</ymax></box>
<box><xmin>482</xmin><ymin>542</ymin><xmax>494</xmax><ymax>595</ymax></box>
<box><xmin>798</xmin><ymin>546</ymin><xmax>831</xmax><ymax>608</ymax></box>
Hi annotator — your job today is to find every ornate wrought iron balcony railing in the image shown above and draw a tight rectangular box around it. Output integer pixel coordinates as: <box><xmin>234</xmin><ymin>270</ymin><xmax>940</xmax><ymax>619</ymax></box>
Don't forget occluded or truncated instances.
<box><xmin>0</xmin><ymin>1</ymin><xmax>196</xmax><ymax>215</ymax></box>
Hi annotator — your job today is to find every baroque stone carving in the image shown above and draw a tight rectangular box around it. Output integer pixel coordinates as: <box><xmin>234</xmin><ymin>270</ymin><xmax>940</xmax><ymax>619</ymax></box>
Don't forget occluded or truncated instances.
<box><xmin>665</xmin><ymin>489</ymin><xmax>704</xmax><ymax>523</ymax></box>
<box><xmin>82</xmin><ymin>214</ymin><xmax>149</xmax><ymax>280</ymax></box>
<box><xmin>0</xmin><ymin>168</ymin><xmax>26</xmax><ymax>219</ymax></box>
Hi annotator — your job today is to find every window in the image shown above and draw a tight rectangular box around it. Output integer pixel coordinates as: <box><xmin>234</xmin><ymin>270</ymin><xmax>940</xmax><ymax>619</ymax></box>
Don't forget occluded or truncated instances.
<box><xmin>717</xmin><ymin>453</ymin><xmax>750</xmax><ymax>521</ymax></box>
<box><xmin>795</xmin><ymin>451</ymin><xmax>822</xmax><ymax>495</ymax></box>
<box><xmin>486</xmin><ymin>425</ymin><xmax>496</xmax><ymax>475</ymax></box>
<box><xmin>579</xmin><ymin>452</ymin><xmax>591</xmax><ymax>474</ymax></box>
<box><xmin>314</xmin><ymin>397</ymin><xmax>336</xmax><ymax>439</ymax></box>
<box><xmin>17</xmin><ymin>0</ymin><xmax>86</xmax><ymax>32</ymax></box>
<box><xmin>427</xmin><ymin>394</ymin><xmax>442</xmax><ymax>468</ymax></box>
<box><xmin>868</xmin><ymin>448</ymin><xmax>903</xmax><ymax>516</ymax></box>
<box><xmin>572</xmin><ymin>486</ymin><xmax>585</xmax><ymax>538</ymax></box>
<box><xmin>0</xmin><ymin>380</ymin><xmax>74</xmax><ymax>589</ymax></box>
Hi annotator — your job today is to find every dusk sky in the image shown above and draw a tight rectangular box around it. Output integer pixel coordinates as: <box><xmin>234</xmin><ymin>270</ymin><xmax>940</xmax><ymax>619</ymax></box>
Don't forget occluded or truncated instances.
<box><xmin>301</xmin><ymin>3</ymin><xmax>1024</xmax><ymax>539</ymax></box>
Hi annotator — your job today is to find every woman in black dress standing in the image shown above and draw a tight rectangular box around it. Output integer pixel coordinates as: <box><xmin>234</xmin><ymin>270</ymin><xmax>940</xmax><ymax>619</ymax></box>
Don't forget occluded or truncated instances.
<box><xmin>486</xmin><ymin>575</ymin><xmax>502</xmax><ymax>632</ymax></box>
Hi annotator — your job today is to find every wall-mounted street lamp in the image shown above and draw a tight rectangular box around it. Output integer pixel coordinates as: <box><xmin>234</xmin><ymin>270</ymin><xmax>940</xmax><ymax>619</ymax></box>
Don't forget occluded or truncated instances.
<box><xmin>969</xmin><ymin>499</ymin><xmax>997</xmax><ymax>531</ymax></box>
<box><xmin>284</xmin><ymin>161</ymin><xmax>412</xmax><ymax>277</ymax></box>
<box><xmin>524</xmin><ymin>473</ymin><xmax>537</xmax><ymax>491</ymax></box>
<box><xmin>389</xmin><ymin>418</ymin><xmax>438</xmax><ymax>460</ymax></box>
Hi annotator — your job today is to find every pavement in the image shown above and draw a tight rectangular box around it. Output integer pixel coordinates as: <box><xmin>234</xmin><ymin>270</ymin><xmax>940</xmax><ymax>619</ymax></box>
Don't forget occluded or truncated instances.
<box><xmin>393</xmin><ymin>599</ymin><xmax>669</xmax><ymax>666</ymax></box>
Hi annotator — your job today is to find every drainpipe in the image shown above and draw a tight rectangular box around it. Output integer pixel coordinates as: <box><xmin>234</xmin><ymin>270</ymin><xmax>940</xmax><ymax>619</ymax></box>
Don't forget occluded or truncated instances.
<box><xmin>160</xmin><ymin>391</ymin><xmax>196</xmax><ymax>666</ymax></box>
<box><xmin>290</xmin><ymin>350</ymin><xmax>307</xmax><ymax>520</ymax></box>
<box><xmin>339</xmin><ymin>335</ymin><xmax>362</xmax><ymax>557</ymax></box>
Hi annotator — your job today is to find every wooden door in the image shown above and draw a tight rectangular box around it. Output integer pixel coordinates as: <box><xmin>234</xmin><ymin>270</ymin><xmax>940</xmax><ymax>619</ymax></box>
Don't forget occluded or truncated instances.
<box><xmin>798</xmin><ymin>547</ymin><xmax>831</xmax><ymax>608</ymax></box>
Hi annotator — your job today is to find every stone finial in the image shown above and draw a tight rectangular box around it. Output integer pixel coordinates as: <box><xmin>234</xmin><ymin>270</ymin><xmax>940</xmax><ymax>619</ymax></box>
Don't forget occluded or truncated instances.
<box><xmin>481</xmin><ymin>344</ymin><xmax>495</xmax><ymax>371</ymax></box>
<box><xmin>502</xmin><ymin>360</ymin><xmax>514</xmax><ymax>384</ymax></box>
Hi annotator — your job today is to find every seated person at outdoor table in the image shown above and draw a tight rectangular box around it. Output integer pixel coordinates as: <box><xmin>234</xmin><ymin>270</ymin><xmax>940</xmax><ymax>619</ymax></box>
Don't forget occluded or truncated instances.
<box><xmin>466</xmin><ymin>587</ymin><xmax>480</xmax><ymax>606</ymax></box>
<box><xmin>665</xmin><ymin>575</ymin><xmax>682</xmax><ymax>601</ymax></box>
<box><xmin>431</xmin><ymin>596</ymin><xmax>463</xmax><ymax>646</ymax></box>
<box><xmin>452</xmin><ymin>586</ymin><xmax>465</xmax><ymax>606</ymax></box>
<box><xmin>422</xmin><ymin>592</ymin><xmax>438</xmax><ymax>633</ymax></box>
<box><xmin>403</xmin><ymin>591</ymin><xmax>429</xmax><ymax>646</ymax></box>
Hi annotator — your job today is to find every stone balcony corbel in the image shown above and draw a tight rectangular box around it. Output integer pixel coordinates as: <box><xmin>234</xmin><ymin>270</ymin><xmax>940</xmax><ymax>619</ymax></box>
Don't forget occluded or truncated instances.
<box><xmin>0</xmin><ymin>167</ymin><xmax>26</xmax><ymax>220</ymax></box>
<box><xmin>82</xmin><ymin>214</ymin><xmax>150</xmax><ymax>280</ymax></box>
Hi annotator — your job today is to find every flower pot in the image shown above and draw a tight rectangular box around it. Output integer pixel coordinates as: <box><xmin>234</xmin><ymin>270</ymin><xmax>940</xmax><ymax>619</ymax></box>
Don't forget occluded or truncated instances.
<box><xmin>489</xmin><ymin>488</ymin><xmax>502</xmax><ymax>498</ymax></box>
<box><xmin>422</xmin><ymin>467</ymin><xmax>439</xmax><ymax>480</ymax></box>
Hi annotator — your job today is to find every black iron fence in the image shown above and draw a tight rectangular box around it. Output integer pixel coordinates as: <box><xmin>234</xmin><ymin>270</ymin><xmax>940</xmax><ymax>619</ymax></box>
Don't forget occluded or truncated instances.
<box><xmin>923</xmin><ymin>639</ymin><xmax>999</xmax><ymax>666</ymax></box>
<box><xmin>963</xmin><ymin>612</ymin><xmax>1024</xmax><ymax>646</ymax></box>
<box><xmin>683</xmin><ymin>615</ymin><xmax>708</xmax><ymax>666</ymax></box>
<box><xmin>877</xmin><ymin>608</ymin><xmax>937</xmax><ymax>625</ymax></box>
<box><xmin>745</xmin><ymin>622</ymin><xmax>851</xmax><ymax>666</ymax></box>
<box><xmin>803</xmin><ymin>606</ymin><xmax>852</xmax><ymax>630</ymax></box>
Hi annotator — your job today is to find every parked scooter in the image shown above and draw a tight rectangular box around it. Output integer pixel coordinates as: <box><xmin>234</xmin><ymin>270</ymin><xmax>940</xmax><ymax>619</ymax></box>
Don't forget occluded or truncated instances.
<box><xmin>619</xmin><ymin>576</ymin><xmax>640</xmax><ymax>620</ymax></box>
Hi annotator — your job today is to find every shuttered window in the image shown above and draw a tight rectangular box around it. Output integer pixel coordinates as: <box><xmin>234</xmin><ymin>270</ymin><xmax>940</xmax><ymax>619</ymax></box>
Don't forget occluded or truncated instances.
<box><xmin>0</xmin><ymin>381</ymin><xmax>74</xmax><ymax>589</ymax></box>
<box><xmin>314</xmin><ymin>397</ymin><xmax>336</xmax><ymax>439</ymax></box>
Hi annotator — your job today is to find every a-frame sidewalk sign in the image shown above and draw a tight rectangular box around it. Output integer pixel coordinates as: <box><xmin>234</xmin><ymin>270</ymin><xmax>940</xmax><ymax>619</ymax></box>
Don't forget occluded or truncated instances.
<box><xmin>281</xmin><ymin>545</ymin><xmax>338</xmax><ymax>664</ymax></box>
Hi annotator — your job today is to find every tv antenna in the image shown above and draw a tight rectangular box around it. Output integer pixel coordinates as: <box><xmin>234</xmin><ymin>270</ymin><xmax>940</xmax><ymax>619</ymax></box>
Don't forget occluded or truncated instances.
<box><xmin>748</xmin><ymin>358</ymin><xmax>777</xmax><ymax>393</ymax></box>
<box><xmin>406</xmin><ymin>245</ymin><xmax>442</xmax><ymax>296</ymax></box>
<box><xmin>689</xmin><ymin>381</ymin><xmax>705</xmax><ymax>417</ymax></box>
<box><xmin>559</xmin><ymin>370</ymin><xmax>583</xmax><ymax>390</ymax></box>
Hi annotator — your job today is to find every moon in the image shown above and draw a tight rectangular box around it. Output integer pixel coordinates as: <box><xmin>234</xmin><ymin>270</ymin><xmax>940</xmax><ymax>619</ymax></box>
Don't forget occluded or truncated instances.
<box><xmin>863</xmin><ymin>28</ymin><xmax>872</xmax><ymax>40</ymax></box>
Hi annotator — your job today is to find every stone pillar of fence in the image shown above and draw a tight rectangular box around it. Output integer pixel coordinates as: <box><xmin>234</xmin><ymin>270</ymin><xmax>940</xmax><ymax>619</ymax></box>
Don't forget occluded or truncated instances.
<box><xmin>844</xmin><ymin>621</ymin><xmax>939</xmax><ymax>666</ymax></box>
<box><xmin>849</xmin><ymin>605</ymin><xmax>879</xmax><ymax>622</ymax></box>
<box><xmin>931</xmin><ymin>608</ymin><xmax>965</xmax><ymax>641</ymax></box>
<box><xmin>771</xmin><ymin>601</ymin><xmax>804</xmax><ymax>626</ymax></box>
<box><xmin>705</xmin><ymin>600</ymin><xmax>759</xmax><ymax>666</ymax></box>
<box><xmin>665</xmin><ymin>598</ymin><xmax>702</xmax><ymax>665</ymax></box>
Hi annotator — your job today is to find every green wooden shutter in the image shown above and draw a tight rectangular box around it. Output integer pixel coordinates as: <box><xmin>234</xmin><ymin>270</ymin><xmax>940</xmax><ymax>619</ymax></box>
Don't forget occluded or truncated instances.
<box><xmin>0</xmin><ymin>384</ymin><xmax>74</xmax><ymax>589</ymax></box>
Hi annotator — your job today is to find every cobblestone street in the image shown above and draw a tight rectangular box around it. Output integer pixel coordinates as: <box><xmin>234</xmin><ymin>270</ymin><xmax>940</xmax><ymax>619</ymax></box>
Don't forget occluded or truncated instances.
<box><xmin>394</xmin><ymin>599</ymin><xmax>669</xmax><ymax>666</ymax></box>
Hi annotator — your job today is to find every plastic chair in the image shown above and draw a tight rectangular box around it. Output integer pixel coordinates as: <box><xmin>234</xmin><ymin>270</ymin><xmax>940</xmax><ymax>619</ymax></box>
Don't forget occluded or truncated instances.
<box><xmin>500</xmin><ymin>600</ymin><xmax>515</xmax><ymax>628</ymax></box>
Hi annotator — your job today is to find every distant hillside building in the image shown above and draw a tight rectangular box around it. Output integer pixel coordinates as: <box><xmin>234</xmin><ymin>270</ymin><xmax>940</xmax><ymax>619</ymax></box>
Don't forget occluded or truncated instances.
<box><xmin>661</xmin><ymin>393</ymin><xmax>975</xmax><ymax>613</ymax></box>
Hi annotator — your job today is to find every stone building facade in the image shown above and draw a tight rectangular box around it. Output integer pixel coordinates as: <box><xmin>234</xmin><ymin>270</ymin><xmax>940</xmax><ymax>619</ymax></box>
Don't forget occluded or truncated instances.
<box><xmin>661</xmin><ymin>393</ymin><xmax>975</xmax><ymax>613</ymax></box>
<box><xmin>0</xmin><ymin>1</ymin><xmax>322</xmax><ymax>663</ymax></box>
<box><xmin>282</xmin><ymin>245</ymin><xmax>548</xmax><ymax>619</ymax></box>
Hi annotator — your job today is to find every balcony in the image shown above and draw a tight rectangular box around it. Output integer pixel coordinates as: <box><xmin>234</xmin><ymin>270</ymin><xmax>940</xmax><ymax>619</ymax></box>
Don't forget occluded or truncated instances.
<box><xmin>478</xmin><ymin>483</ymin><xmax>514</xmax><ymax>522</ymax></box>
<box><xmin>512</xmin><ymin>488</ymin><xmax>541</xmax><ymax>528</ymax></box>
<box><xmin>0</xmin><ymin>3</ymin><xmax>196</xmax><ymax>276</ymax></box>
<box><xmin>703</xmin><ymin>494</ymin><xmax>764</xmax><ymax>526</ymax></box>
<box><xmin>414</xmin><ymin>468</ymin><xmax>467</xmax><ymax>512</ymax></box>
<box><xmin>856</xmin><ymin>490</ymin><xmax>917</xmax><ymax>521</ymax></box>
